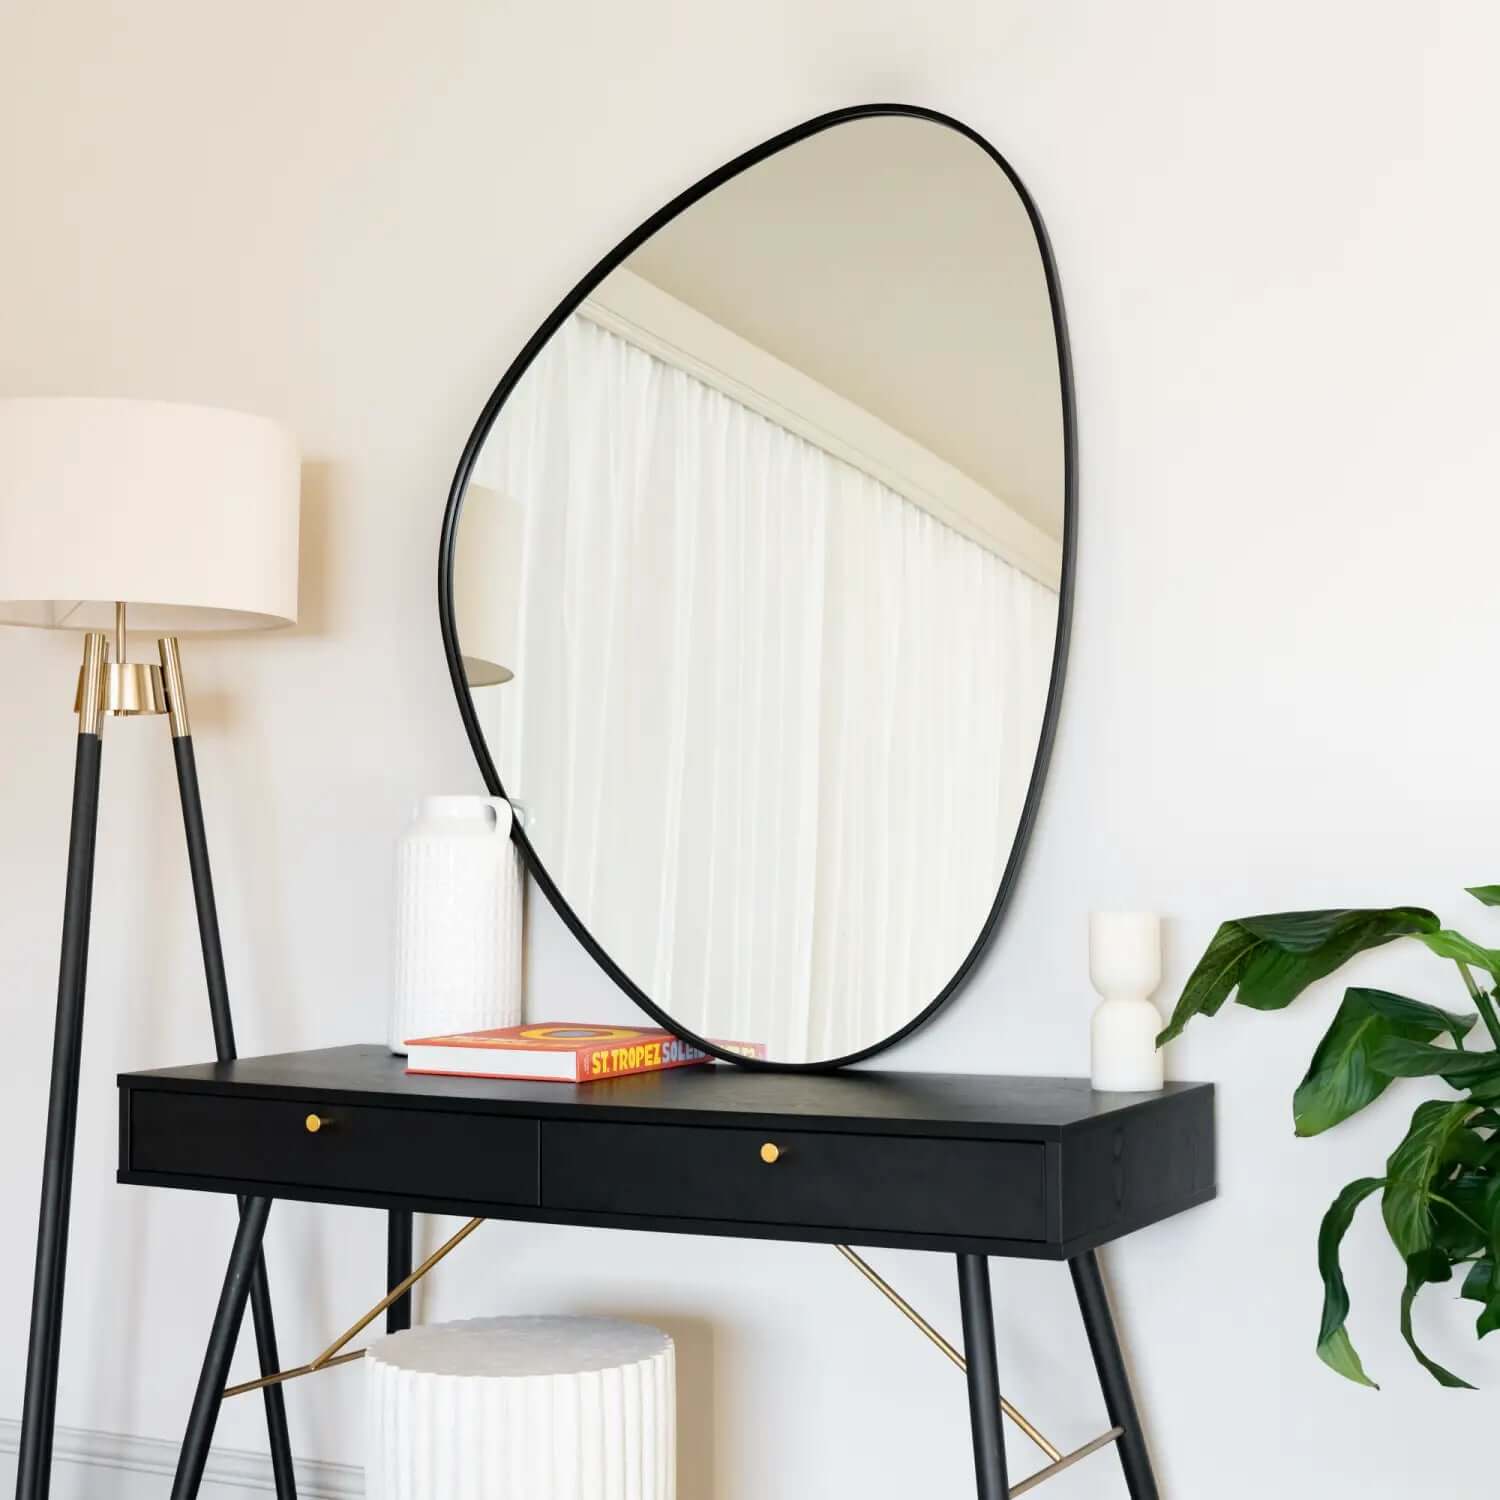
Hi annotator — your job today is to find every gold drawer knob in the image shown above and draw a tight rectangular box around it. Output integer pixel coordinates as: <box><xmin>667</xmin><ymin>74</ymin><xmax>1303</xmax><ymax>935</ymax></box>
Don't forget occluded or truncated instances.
<box><xmin>305</xmin><ymin>1113</ymin><xmax>326</xmax><ymax>1134</ymax></box>
<box><xmin>759</xmin><ymin>1141</ymin><xmax>782</xmax><ymax>1164</ymax></box>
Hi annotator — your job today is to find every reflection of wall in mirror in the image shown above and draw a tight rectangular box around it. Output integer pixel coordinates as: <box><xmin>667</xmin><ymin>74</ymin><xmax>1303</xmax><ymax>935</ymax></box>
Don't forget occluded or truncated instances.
<box><xmin>454</xmin><ymin>482</ymin><xmax>523</xmax><ymax>686</ymax></box>
<box><xmin>624</xmin><ymin>115</ymin><xmax>1064</xmax><ymax>547</ymax></box>
<box><xmin>582</xmin><ymin>270</ymin><xmax>1062</xmax><ymax>591</ymax></box>
<box><xmin>469</xmin><ymin>304</ymin><xmax>1057</xmax><ymax>1062</ymax></box>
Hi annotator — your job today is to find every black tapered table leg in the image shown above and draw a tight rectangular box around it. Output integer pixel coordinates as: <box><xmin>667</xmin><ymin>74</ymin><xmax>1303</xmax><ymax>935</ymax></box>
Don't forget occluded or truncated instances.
<box><xmin>956</xmin><ymin>1254</ymin><xmax>1009</xmax><ymax>1500</ymax></box>
<box><xmin>171</xmin><ymin>1197</ymin><xmax>274</xmax><ymax>1500</ymax></box>
<box><xmin>1070</xmin><ymin>1251</ymin><xmax>1159</xmax><ymax>1500</ymax></box>
<box><xmin>386</xmin><ymin>1211</ymin><xmax>414</xmax><ymax>1333</ymax></box>
<box><xmin>171</xmin><ymin>724</ymin><xmax>296</xmax><ymax>1499</ymax></box>
<box><xmin>16</xmin><ymin>732</ymin><xmax>104</xmax><ymax>1500</ymax></box>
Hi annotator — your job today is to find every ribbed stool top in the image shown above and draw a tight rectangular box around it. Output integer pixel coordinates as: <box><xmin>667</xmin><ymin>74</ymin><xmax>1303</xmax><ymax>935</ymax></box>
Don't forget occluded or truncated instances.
<box><xmin>365</xmin><ymin>1315</ymin><xmax>677</xmax><ymax>1498</ymax></box>
<box><xmin>367</xmin><ymin>1315</ymin><xmax>673</xmax><ymax>1378</ymax></box>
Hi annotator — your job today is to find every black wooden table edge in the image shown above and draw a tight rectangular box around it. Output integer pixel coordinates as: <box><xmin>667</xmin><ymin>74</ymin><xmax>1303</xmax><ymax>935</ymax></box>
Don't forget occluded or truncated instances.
<box><xmin>117</xmin><ymin>1046</ymin><xmax>1215</xmax><ymax>1144</ymax></box>
<box><xmin>114</xmin><ymin>1164</ymin><xmax>1217</xmax><ymax>1261</ymax></box>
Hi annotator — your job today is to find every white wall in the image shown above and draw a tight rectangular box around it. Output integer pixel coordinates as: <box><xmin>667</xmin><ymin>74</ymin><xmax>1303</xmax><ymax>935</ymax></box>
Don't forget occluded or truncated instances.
<box><xmin>0</xmin><ymin>2</ymin><xmax>1495</xmax><ymax>1495</ymax></box>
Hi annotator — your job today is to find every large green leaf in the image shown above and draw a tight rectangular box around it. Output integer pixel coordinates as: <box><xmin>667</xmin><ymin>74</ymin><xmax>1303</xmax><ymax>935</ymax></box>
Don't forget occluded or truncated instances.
<box><xmin>1158</xmin><ymin>909</ymin><xmax>1440</xmax><ymax>1046</ymax></box>
<box><xmin>1457</xmin><ymin>1185</ymin><xmax>1500</xmax><ymax>1335</ymax></box>
<box><xmin>1467</xmin><ymin>886</ymin><xmax>1500</xmax><ymax>908</ymax></box>
<box><xmin>1401</xmin><ymin>1261</ymin><xmax>1476</xmax><ymax>1387</ymax></box>
<box><xmin>1442</xmin><ymin>1131</ymin><xmax>1493</xmax><ymax>1170</ymax></box>
<box><xmin>1293</xmin><ymin>989</ymin><xmax>1477</xmax><ymax>1136</ymax></box>
<box><xmin>1238</xmin><ymin>910</ymin><xmax>1442</xmax><ymax>1011</ymax></box>
<box><xmin>1382</xmin><ymin>1099</ymin><xmax>1478</xmax><ymax>1258</ymax></box>
<box><xmin>1433</xmin><ymin>1170</ymin><xmax>1493</xmax><ymax>1259</ymax></box>
<box><xmin>1461</xmin><ymin>1258</ymin><xmax>1495</xmax><ymax>1303</ymax></box>
<box><xmin>1415</xmin><ymin>930</ymin><xmax>1500</xmax><ymax>979</ymax></box>
<box><xmin>1368</xmin><ymin>1037</ymin><xmax>1500</xmax><ymax>1087</ymax></box>
<box><xmin>1359</xmin><ymin>990</ymin><xmax>1475</xmax><ymax>1045</ymax></box>
<box><xmin>1155</xmin><ymin>922</ymin><xmax>1261</xmax><ymax>1045</ymax></box>
<box><xmin>1315</xmin><ymin>1176</ymin><xmax>1384</xmax><ymax>1387</ymax></box>
<box><xmin>1478</xmin><ymin>1298</ymin><xmax>1500</xmax><ymax>1339</ymax></box>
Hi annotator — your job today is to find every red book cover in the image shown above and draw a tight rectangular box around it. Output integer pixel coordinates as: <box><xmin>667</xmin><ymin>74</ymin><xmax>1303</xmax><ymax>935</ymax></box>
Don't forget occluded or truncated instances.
<box><xmin>404</xmin><ymin>1022</ymin><xmax>766</xmax><ymax>1082</ymax></box>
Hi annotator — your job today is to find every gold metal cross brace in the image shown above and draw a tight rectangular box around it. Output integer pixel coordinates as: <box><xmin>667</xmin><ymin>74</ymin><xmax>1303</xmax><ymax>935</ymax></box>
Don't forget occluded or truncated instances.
<box><xmin>223</xmin><ymin>1216</ymin><xmax>483</xmax><ymax>1399</ymax></box>
<box><xmin>832</xmin><ymin>1245</ymin><xmax>1122</xmax><ymax>1494</ymax></box>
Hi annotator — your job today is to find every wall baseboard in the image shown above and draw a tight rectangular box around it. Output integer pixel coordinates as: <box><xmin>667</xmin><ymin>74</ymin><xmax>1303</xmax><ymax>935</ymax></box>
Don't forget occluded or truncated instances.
<box><xmin>0</xmin><ymin>1418</ymin><xmax>363</xmax><ymax>1499</ymax></box>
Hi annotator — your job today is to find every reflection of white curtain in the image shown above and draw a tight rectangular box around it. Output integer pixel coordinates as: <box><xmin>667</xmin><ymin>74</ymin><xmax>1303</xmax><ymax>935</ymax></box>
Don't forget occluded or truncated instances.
<box><xmin>474</xmin><ymin>316</ymin><xmax>1056</xmax><ymax>1062</ymax></box>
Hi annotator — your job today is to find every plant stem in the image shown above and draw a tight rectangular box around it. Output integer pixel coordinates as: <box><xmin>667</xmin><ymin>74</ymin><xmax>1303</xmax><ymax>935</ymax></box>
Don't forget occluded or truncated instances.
<box><xmin>1473</xmin><ymin>988</ymin><xmax>1500</xmax><ymax>1052</ymax></box>
<box><xmin>1452</xmin><ymin>961</ymin><xmax>1500</xmax><ymax>1049</ymax></box>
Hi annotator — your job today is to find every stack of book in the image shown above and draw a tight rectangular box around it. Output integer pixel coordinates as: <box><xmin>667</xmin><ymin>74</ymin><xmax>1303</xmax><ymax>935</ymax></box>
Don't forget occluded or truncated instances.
<box><xmin>404</xmin><ymin>1022</ymin><xmax>764</xmax><ymax>1082</ymax></box>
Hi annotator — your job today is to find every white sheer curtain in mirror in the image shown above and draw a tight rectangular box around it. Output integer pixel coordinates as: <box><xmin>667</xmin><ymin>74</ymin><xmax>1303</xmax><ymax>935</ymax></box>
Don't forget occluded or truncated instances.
<box><xmin>469</xmin><ymin>316</ymin><xmax>1056</xmax><ymax>1061</ymax></box>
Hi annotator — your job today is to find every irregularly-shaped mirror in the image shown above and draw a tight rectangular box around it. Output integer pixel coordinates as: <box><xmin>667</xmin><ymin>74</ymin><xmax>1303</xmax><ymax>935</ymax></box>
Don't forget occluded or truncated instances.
<box><xmin>443</xmin><ymin>107</ymin><xmax>1073</xmax><ymax>1067</ymax></box>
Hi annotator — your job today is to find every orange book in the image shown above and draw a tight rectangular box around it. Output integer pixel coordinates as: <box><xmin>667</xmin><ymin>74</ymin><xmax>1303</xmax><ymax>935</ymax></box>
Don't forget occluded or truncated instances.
<box><xmin>404</xmin><ymin>1022</ymin><xmax>765</xmax><ymax>1082</ymax></box>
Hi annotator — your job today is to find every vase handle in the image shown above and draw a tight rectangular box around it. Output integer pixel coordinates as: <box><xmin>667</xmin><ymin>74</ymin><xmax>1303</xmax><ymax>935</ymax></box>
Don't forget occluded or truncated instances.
<box><xmin>485</xmin><ymin>797</ymin><xmax>514</xmax><ymax>840</ymax></box>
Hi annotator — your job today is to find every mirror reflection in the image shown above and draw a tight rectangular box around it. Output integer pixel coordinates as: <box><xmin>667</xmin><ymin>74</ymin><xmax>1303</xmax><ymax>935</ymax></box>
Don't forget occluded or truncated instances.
<box><xmin>454</xmin><ymin>115</ymin><xmax>1066</xmax><ymax>1065</ymax></box>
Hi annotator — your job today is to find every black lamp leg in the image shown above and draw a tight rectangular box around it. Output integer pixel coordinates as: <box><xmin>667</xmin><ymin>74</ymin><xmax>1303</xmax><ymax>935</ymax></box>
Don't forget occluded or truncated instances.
<box><xmin>386</xmin><ymin>1211</ymin><xmax>414</xmax><ymax>1333</ymax></box>
<box><xmin>163</xmin><ymin>641</ymin><xmax>296</xmax><ymax>1500</ymax></box>
<box><xmin>242</xmin><ymin>1252</ymin><xmax>295</xmax><ymax>1497</ymax></box>
<box><xmin>1070</xmin><ymin>1251</ymin><xmax>1160</xmax><ymax>1500</ymax></box>
<box><xmin>170</xmin><ymin>1196</ymin><xmax>274</xmax><ymax>1500</ymax></box>
<box><xmin>15</xmin><ymin>730</ymin><xmax>104</xmax><ymax>1500</ymax></box>
<box><xmin>956</xmin><ymin>1254</ymin><xmax>1010</xmax><ymax>1499</ymax></box>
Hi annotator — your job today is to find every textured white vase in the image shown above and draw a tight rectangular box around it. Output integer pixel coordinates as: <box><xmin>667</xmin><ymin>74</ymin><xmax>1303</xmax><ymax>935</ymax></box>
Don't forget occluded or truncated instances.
<box><xmin>365</xmin><ymin>1316</ymin><xmax>676</xmax><ymax>1500</ymax></box>
<box><xmin>390</xmin><ymin>796</ymin><xmax>524</xmax><ymax>1054</ymax></box>
<box><xmin>1088</xmin><ymin>911</ymin><xmax>1166</xmax><ymax>1092</ymax></box>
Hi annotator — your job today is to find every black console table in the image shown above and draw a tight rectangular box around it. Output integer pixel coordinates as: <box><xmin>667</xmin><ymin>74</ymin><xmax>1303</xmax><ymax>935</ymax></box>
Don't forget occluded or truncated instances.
<box><xmin>118</xmin><ymin>1045</ymin><xmax>1215</xmax><ymax>1498</ymax></box>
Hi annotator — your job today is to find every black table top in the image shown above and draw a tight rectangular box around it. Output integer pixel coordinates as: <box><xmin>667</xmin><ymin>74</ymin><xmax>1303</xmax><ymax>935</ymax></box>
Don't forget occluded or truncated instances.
<box><xmin>120</xmin><ymin>1043</ymin><xmax>1210</xmax><ymax>1143</ymax></box>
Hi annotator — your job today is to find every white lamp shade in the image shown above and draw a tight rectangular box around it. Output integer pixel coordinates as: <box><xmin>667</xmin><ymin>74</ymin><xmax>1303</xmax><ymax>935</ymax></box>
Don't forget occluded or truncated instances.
<box><xmin>0</xmin><ymin>398</ymin><xmax>300</xmax><ymax>632</ymax></box>
<box><xmin>453</xmin><ymin>482</ymin><xmax>523</xmax><ymax>686</ymax></box>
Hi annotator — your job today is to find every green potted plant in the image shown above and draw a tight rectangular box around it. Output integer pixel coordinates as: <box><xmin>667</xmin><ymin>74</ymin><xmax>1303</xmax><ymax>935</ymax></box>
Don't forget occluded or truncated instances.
<box><xmin>1158</xmin><ymin>890</ymin><xmax>1500</xmax><ymax>1388</ymax></box>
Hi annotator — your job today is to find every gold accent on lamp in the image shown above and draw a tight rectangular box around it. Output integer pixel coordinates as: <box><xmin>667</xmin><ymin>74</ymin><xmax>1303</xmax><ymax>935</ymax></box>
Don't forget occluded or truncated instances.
<box><xmin>75</xmin><ymin>632</ymin><xmax>107</xmax><ymax>738</ymax></box>
<box><xmin>102</xmin><ymin>656</ymin><xmax>168</xmax><ymax>716</ymax></box>
<box><xmin>159</xmin><ymin>634</ymin><xmax>191</xmax><ymax>737</ymax></box>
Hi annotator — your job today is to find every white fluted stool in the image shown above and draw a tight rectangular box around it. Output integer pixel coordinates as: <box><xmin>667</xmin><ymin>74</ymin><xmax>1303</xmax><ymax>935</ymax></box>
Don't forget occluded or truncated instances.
<box><xmin>365</xmin><ymin>1316</ymin><xmax>675</xmax><ymax>1500</ymax></box>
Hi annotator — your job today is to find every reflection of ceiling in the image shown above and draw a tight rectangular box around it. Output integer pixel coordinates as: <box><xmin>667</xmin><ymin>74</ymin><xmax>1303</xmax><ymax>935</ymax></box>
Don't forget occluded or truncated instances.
<box><xmin>623</xmin><ymin>116</ymin><xmax>1063</xmax><ymax>541</ymax></box>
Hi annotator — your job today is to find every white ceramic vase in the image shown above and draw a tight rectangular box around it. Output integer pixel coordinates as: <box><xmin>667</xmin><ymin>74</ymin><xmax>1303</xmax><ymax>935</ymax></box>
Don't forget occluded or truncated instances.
<box><xmin>390</xmin><ymin>795</ymin><xmax>523</xmax><ymax>1054</ymax></box>
<box><xmin>1088</xmin><ymin>911</ymin><xmax>1165</xmax><ymax>1092</ymax></box>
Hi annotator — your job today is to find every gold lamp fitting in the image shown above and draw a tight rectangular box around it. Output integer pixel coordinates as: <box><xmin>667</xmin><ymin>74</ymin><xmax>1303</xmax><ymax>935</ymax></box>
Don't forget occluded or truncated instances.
<box><xmin>106</xmin><ymin>661</ymin><xmax>168</xmax><ymax>716</ymax></box>
<box><xmin>73</xmin><ymin>659</ymin><xmax>167</xmax><ymax>718</ymax></box>
<box><xmin>73</xmin><ymin>605</ymin><xmax>172</xmax><ymax>720</ymax></box>
<box><xmin>75</xmin><ymin>634</ymin><xmax>107</xmax><ymax>736</ymax></box>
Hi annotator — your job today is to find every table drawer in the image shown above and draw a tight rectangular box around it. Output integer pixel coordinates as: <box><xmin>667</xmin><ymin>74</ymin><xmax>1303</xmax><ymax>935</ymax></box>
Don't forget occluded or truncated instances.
<box><xmin>542</xmin><ymin>1122</ymin><xmax>1045</xmax><ymax>1241</ymax></box>
<box><xmin>126</xmin><ymin>1090</ymin><xmax>538</xmax><ymax>1206</ymax></box>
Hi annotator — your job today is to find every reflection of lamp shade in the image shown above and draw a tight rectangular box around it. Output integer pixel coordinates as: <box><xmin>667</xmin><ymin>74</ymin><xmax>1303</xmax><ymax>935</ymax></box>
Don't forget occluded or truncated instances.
<box><xmin>0</xmin><ymin>398</ymin><xmax>300</xmax><ymax>631</ymax></box>
<box><xmin>453</xmin><ymin>482</ymin><xmax>523</xmax><ymax>687</ymax></box>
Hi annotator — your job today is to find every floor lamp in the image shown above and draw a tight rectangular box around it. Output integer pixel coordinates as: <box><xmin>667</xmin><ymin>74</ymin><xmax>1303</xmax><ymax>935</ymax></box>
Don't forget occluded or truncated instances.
<box><xmin>0</xmin><ymin>398</ymin><xmax>303</xmax><ymax>1500</ymax></box>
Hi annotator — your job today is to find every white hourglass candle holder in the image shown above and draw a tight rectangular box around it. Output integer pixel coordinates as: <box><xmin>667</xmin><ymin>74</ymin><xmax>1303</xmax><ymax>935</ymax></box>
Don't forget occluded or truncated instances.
<box><xmin>1089</xmin><ymin>912</ymin><xmax>1165</xmax><ymax>1092</ymax></box>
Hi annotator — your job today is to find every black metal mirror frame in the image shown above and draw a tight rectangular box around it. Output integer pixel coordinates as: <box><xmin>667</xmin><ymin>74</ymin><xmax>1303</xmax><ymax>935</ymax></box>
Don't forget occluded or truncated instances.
<box><xmin>439</xmin><ymin>102</ymin><xmax>1076</xmax><ymax>1072</ymax></box>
